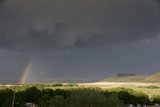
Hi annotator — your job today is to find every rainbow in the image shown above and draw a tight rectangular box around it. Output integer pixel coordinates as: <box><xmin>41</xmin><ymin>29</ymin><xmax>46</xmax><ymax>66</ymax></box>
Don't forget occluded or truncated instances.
<box><xmin>19</xmin><ymin>59</ymin><xmax>31</xmax><ymax>84</ymax></box>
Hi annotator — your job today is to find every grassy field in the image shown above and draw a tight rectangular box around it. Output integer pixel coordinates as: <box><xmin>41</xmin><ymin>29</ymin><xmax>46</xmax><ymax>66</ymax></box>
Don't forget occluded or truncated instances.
<box><xmin>129</xmin><ymin>87</ymin><xmax>160</xmax><ymax>98</ymax></box>
<box><xmin>1</xmin><ymin>82</ymin><xmax>160</xmax><ymax>98</ymax></box>
<box><xmin>78</xmin><ymin>82</ymin><xmax>160</xmax><ymax>98</ymax></box>
<box><xmin>0</xmin><ymin>82</ymin><xmax>160</xmax><ymax>106</ymax></box>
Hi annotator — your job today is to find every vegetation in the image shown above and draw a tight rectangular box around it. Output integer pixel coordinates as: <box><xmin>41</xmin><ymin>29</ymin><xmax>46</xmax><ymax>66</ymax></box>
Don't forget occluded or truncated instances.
<box><xmin>0</xmin><ymin>86</ymin><xmax>159</xmax><ymax>107</ymax></box>
<box><xmin>104</xmin><ymin>88</ymin><xmax>151</xmax><ymax>105</ymax></box>
<box><xmin>145</xmin><ymin>85</ymin><xmax>160</xmax><ymax>89</ymax></box>
<box><xmin>0</xmin><ymin>81</ymin><xmax>160</xmax><ymax>106</ymax></box>
<box><xmin>0</xmin><ymin>89</ymin><xmax>14</xmax><ymax>107</ymax></box>
<box><xmin>152</xmin><ymin>95</ymin><xmax>160</xmax><ymax>104</ymax></box>
<box><xmin>125</xmin><ymin>86</ymin><xmax>160</xmax><ymax>98</ymax></box>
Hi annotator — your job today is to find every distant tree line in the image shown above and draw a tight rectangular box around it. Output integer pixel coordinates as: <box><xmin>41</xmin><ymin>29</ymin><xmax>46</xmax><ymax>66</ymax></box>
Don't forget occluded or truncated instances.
<box><xmin>0</xmin><ymin>87</ymin><xmax>159</xmax><ymax>107</ymax></box>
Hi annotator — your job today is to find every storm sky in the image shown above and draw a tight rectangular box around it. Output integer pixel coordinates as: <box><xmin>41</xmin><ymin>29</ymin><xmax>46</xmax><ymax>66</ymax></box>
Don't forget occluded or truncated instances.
<box><xmin>0</xmin><ymin>0</ymin><xmax>160</xmax><ymax>82</ymax></box>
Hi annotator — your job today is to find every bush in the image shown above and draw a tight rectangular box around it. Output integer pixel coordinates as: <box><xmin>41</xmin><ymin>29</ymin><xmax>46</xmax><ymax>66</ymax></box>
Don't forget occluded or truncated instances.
<box><xmin>152</xmin><ymin>95</ymin><xmax>160</xmax><ymax>104</ymax></box>
<box><xmin>24</xmin><ymin>87</ymin><xmax>41</xmax><ymax>104</ymax></box>
<box><xmin>117</xmin><ymin>91</ymin><xmax>136</xmax><ymax>104</ymax></box>
<box><xmin>52</xmin><ymin>83</ymin><xmax>63</xmax><ymax>87</ymax></box>
<box><xmin>0</xmin><ymin>86</ymin><xmax>152</xmax><ymax>107</ymax></box>
<box><xmin>54</xmin><ymin>89</ymin><xmax>71</xmax><ymax>98</ymax></box>
<box><xmin>104</xmin><ymin>88</ymin><xmax>150</xmax><ymax>105</ymax></box>
<box><xmin>49</xmin><ymin>96</ymin><xmax>66</xmax><ymax>107</ymax></box>
<box><xmin>65</xmin><ymin>83</ymin><xmax>78</xmax><ymax>87</ymax></box>
<box><xmin>145</xmin><ymin>85</ymin><xmax>160</xmax><ymax>89</ymax></box>
<box><xmin>133</xmin><ymin>92</ymin><xmax>150</xmax><ymax>105</ymax></box>
<box><xmin>0</xmin><ymin>89</ymin><xmax>14</xmax><ymax>107</ymax></box>
<box><xmin>38</xmin><ymin>89</ymin><xmax>55</xmax><ymax>107</ymax></box>
<box><xmin>48</xmin><ymin>88</ymin><xmax>124</xmax><ymax>107</ymax></box>
<box><xmin>15</xmin><ymin>91</ymin><xmax>26</xmax><ymax>106</ymax></box>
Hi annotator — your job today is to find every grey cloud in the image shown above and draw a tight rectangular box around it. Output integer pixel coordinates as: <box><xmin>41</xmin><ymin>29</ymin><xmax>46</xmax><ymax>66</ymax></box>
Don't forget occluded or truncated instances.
<box><xmin>0</xmin><ymin>0</ymin><xmax>160</xmax><ymax>52</ymax></box>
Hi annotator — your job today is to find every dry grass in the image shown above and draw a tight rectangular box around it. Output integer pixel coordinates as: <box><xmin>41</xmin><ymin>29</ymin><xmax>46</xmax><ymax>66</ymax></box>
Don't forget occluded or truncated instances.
<box><xmin>78</xmin><ymin>82</ymin><xmax>160</xmax><ymax>98</ymax></box>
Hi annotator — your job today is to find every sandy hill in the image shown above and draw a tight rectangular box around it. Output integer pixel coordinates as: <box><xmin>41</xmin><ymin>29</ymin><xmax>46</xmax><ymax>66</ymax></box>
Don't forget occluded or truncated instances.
<box><xmin>101</xmin><ymin>72</ymin><xmax>160</xmax><ymax>83</ymax></box>
<box><xmin>101</xmin><ymin>73</ymin><xmax>146</xmax><ymax>82</ymax></box>
<box><xmin>144</xmin><ymin>72</ymin><xmax>160</xmax><ymax>83</ymax></box>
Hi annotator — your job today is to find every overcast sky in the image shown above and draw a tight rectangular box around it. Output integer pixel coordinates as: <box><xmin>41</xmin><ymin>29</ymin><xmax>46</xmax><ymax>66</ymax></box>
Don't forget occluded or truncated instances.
<box><xmin>0</xmin><ymin>0</ymin><xmax>160</xmax><ymax>83</ymax></box>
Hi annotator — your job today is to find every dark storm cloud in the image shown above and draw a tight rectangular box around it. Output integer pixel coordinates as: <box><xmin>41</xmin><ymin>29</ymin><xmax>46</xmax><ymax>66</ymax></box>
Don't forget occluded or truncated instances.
<box><xmin>0</xmin><ymin>0</ymin><xmax>4</xmax><ymax>4</ymax></box>
<box><xmin>0</xmin><ymin>0</ymin><xmax>4</xmax><ymax>8</ymax></box>
<box><xmin>0</xmin><ymin>0</ymin><xmax>160</xmax><ymax>52</ymax></box>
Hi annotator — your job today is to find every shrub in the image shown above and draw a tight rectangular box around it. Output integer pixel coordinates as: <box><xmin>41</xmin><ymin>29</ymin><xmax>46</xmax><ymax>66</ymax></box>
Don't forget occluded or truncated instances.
<box><xmin>15</xmin><ymin>91</ymin><xmax>26</xmax><ymax>106</ymax></box>
<box><xmin>0</xmin><ymin>89</ymin><xmax>14</xmax><ymax>107</ymax></box>
<box><xmin>152</xmin><ymin>95</ymin><xmax>160</xmax><ymax>104</ymax></box>
<box><xmin>24</xmin><ymin>87</ymin><xmax>41</xmax><ymax>104</ymax></box>
<box><xmin>68</xmin><ymin>89</ymin><xmax>109</xmax><ymax>107</ymax></box>
<box><xmin>54</xmin><ymin>89</ymin><xmax>70</xmax><ymax>98</ymax></box>
<box><xmin>38</xmin><ymin>100</ymin><xmax>48</xmax><ymax>107</ymax></box>
<box><xmin>0</xmin><ymin>86</ymin><xmax>152</xmax><ymax>107</ymax></box>
<box><xmin>38</xmin><ymin>89</ymin><xmax>55</xmax><ymax>107</ymax></box>
<box><xmin>49</xmin><ymin>96</ymin><xmax>66</xmax><ymax>107</ymax></box>
<box><xmin>48</xmin><ymin>88</ymin><xmax>124</xmax><ymax>107</ymax></box>
<box><xmin>133</xmin><ymin>92</ymin><xmax>150</xmax><ymax>105</ymax></box>
<box><xmin>104</xmin><ymin>88</ymin><xmax>150</xmax><ymax>105</ymax></box>
<box><xmin>66</xmin><ymin>83</ymin><xmax>78</xmax><ymax>87</ymax></box>
<box><xmin>145</xmin><ymin>85</ymin><xmax>160</xmax><ymax>89</ymax></box>
<box><xmin>117</xmin><ymin>91</ymin><xmax>136</xmax><ymax>104</ymax></box>
<box><xmin>52</xmin><ymin>83</ymin><xmax>63</xmax><ymax>87</ymax></box>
